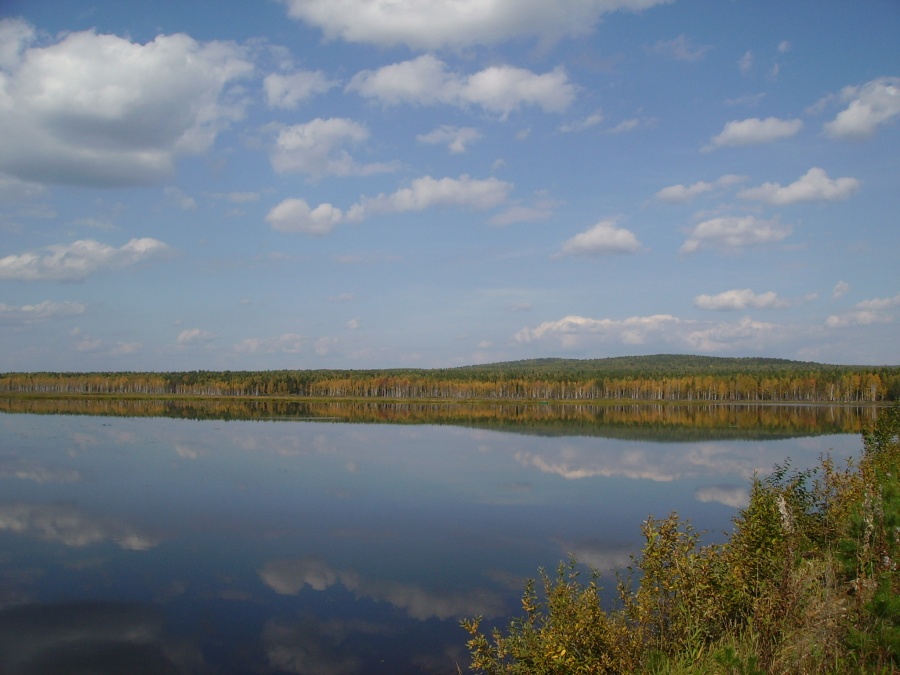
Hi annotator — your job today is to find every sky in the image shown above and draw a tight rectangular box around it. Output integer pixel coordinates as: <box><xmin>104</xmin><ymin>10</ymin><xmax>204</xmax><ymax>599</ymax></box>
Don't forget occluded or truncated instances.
<box><xmin>0</xmin><ymin>0</ymin><xmax>898</xmax><ymax>372</ymax></box>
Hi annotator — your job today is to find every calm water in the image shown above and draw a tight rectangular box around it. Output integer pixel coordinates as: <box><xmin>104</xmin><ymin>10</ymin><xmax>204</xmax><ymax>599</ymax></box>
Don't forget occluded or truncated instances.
<box><xmin>0</xmin><ymin>406</ymin><xmax>868</xmax><ymax>673</ymax></box>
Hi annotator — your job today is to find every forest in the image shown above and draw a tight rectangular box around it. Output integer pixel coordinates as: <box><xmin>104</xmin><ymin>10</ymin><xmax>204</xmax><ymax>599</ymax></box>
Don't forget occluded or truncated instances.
<box><xmin>1</xmin><ymin>355</ymin><xmax>898</xmax><ymax>402</ymax></box>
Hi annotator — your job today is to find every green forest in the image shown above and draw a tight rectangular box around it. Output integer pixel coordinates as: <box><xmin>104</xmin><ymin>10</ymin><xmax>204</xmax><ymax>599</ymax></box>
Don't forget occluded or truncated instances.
<box><xmin>2</xmin><ymin>355</ymin><xmax>898</xmax><ymax>402</ymax></box>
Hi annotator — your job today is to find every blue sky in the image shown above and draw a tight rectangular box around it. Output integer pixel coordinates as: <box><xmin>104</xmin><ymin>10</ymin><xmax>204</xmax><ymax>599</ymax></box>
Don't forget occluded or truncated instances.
<box><xmin>0</xmin><ymin>0</ymin><xmax>898</xmax><ymax>371</ymax></box>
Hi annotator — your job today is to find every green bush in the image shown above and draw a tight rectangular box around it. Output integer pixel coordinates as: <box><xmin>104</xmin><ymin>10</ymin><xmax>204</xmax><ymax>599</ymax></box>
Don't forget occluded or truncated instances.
<box><xmin>462</xmin><ymin>403</ymin><xmax>900</xmax><ymax>674</ymax></box>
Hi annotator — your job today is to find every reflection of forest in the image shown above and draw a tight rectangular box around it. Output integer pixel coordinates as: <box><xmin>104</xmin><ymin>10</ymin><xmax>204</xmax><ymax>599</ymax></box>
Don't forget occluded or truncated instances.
<box><xmin>0</xmin><ymin>396</ymin><xmax>879</xmax><ymax>440</ymax></box>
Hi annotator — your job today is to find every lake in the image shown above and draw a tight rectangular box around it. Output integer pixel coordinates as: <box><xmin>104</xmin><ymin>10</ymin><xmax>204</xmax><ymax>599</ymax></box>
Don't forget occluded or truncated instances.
<box><xmin>0</xmin><ymin>401</ymin><xmax>876</xmax><ymax>673</ymax></box>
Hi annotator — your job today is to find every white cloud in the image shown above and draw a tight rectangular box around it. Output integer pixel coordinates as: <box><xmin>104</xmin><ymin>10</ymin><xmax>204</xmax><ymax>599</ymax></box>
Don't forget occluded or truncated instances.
<box><xmin>559</xmin><ymin>110</ymin><xmax>604</xmax><ymax>133</ymax></box>
<box><xmin>832</xmin><ymin>281</ymin><xmax>849</xmax><ymax>299</ymax></box>
<box><xmin>489</xmin><ymin>204</ymin><xmax>554</xmax><ymax>226</ymax></box>
<box><xmin>0</xmin><ymin>17</ymin><xmax>35</xmax><ymax>69</ymax></box>
<box><xmin>164</xmin><ymin>186</ymin><xmax>197</xmax><ymax>211</ymax></box>
<box><xmin>707</xmin><ymin>116</ymin><xmax>803</xmax><ymax>149</ymax></box>
<box><xmin>0</xmin><ymin>300</ymin><xmax>86</xmax><ymax>324</ymax></box>
<box><xmin>604</xmin><ymin>117</ymin><xmax>652</xmax><ymax>134</ymax></box>
<box><xmin>824</xmin><ymin>77</ymin><xmax>900</xmax><ymax>139</ymax></box>
<box><xmin>235</xmin><ymin>333</ymin><xmax>306</xmax><ymax>353</ymax></box>
<box><xmin>685</xmin><ymin>316</ymin><xmax>779</xmax><ymax>351</ymax></box>
<box><xmin>176</xmin><ymin>328</ymin><xmax>218</xmax><ymax>345</ymax></box>
<box><xmin>464</xmin><ymin>65</ymin><xmax>576</xmax><ymax>116</ymax></box>
<box><xmin>0</xmin><ymin>238</ymin><xmax>173</xmax><ymax>281</ymax></box>
<box><xmin>826</xmin><ymin>292</ymin><xmax>900</xmax><ymax>327</ymax></box>
<box><xmin>680</xmin><ymin>215</ymin><xmax>791</xmax><ymax>253</ymax></box>
<box><xmin>259</xmin><ymin>557</ymin><xmax>350</xmax><ymax>594</ymax></box>
<box><xmin>557</xmin><ymin>219</ymin><xmax>641</xmax><ymax>256</ymax></box>
<box><xmin>695</xmin><ymin>485</ymin><xmax>749</xmax><ymax>508</ymax></box>
<box><xmin>0</xmin><ymin>502</ymin><xmax>157</xmax><ymax>550</ymax></box>
<box><xmin>737</xmin><ymin>167</ymin><xmax>860</xmax><ymax>205</ymax></box>
<box><xmin>509</xmin><ymin>314</ymin><xmax>785</xmax><ymax>355</ymax></box>
<box><xmin>694</xmin><ymin>289</ymin><xmax>790</xmax><ymax>311</ymax></box>
<box><xmin>346</xmin><ymin>54</ymin><xmax>452</xmax><ymax>105</ymax></box>
<box><xmin>0</xmin><ymin>21</ymin><xmax>252</xmax><ymax>187</ymax></box>
<box><xmin>279</xmin><ymin>0</ymin><xmax>674</xmax><ymax>50</ymax></box>
<box><xmin>346</xmin><ymin>175</ymin><xmax>512</xmax><ymax>221</ymax></box>
<box><xmin>259</xmin><ymin>556</ymin><xmax>504</xmax><ymax>620</ymax></box>
<box><xmin>654</xmin><ymin>174</ymin><xmax>744</xmax><ymax>203</ymax></box>
<box><xmin>650</xmin><ymin>34</ymin><xmax>711</xmax><ymax>62</ymax></box>
<box><xmin>515</xmin><ymin>314</ymin><xmax>683</xmax><ymax>347</ymax></box>
<box><xmin>263</xmin><ymin>70</ymin><xmax>335</xmax><ymax>109</ymax></box>
<box><xmin>266</xmin><ymin>198</ymin><xmax>344</xmax><ymax>235</ymax></box>
<box><xmin>739</xmin><ymin>50</ymin><xmax>753</xmax><ymax>75</ymax></box>
<box><xmin>347</xmin><ymin>55</ymin><xmax>577</xmax><ymax>116</ymax></box>
<box><xmin>416</xmin><ymin>125</ymin><xmax>483</xmax><ymax>153</ymax></box>
<box><xmin>268</xmin><ymin>118</ymin><xmax>394</xmax><ymax>177</ymax></box>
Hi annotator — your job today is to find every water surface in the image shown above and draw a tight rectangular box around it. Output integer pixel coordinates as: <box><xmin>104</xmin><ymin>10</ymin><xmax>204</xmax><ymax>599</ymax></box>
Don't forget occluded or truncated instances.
<box><xmin>0</xmin><ymin>404</ymin><xmax>870</xmax><ymax>673</ymax></box>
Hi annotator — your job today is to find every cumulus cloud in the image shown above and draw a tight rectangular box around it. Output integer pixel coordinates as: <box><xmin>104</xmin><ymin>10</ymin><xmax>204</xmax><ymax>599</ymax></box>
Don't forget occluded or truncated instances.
<box><xmin>0</xmin><ymin>238</ymin><xmax>173</xmax><ymax>281</ymax></box>
<box><xmin>685</xmin><ymin>316</ymin><xmax>779</xmax><ymax>351</ymax></box>
<box><xmin>266</xmin><ymin>198</ymin><xmax>344</xmax><ymax>235</ymax></box>
<box><xmin>695</xmin><ymin>485</ymin><xmax>750</xmax><ymax>508</ymax></box>
<box><xmin>680</xmin><ymin>215</ymin><xmax>791</xmax><ymax>253</ymax></box>
<box><xmin>654</xmin><ymin>174</ymin><xmax>744</xmax><ymax>203</ymax></box>
<box><xmin>826</xmin><ymin>292</ymin><xmax>900</xmax><ymax>328</ymax></box>
<box><xmin>832</xmin><ymin>281</ymin><xmax>849</xmax><ymax>299</ymax></box>
<box><xmin>416</xmin><ymin>125</ymin><xmax>483</xmax><ymax>153</ymax></box>
<box><xmin>347</xmin><ymin>55</ymin><xmax>577</xmax><ymax>116</ymax></box>
<box><xmin>650</xmin><ymin>34</ymin><xmax>711</xmax><ymax>62</ymax></box>
<box><xmin>259</xmin><ymin>556</ymin><xmax>505</xmax><ymax>621</ymax></box>
<box><xmin>268</xmin><ymin>118</ymin><xmax>394</xmax><ymax>178</ymax></box>
<box><xmin>263</xmin><ymin>70</ymin><xmax>335</xmax><ymax>109</ymax></box>
<box><xmin>260</xmin><ymin>557</ymin><xmax>351</xmax><ymax>595</ymax></box>
<box><xmin>738</xmin><ymin>50</ymin><xmax>754</xmax><ymax>75</ymax></box>
<box><xmin>0</xmin><ymin>502</ymin><xmax>157</xmax><ymax>550</ymax></box>
<box><xmin>515</xmin><ymin>314</ymin><xmax>684</xmax><ymax>348</ymax></box>
<box><xmin>345</xmin><ymin>175</ymin><xmax>512</xmax><ymax>221</ymax></box>
<box><xmin>0</xmin><ymin>19</ymin><xmax>252</xmax><ymax>187</ymax></box>
<box><xmin>514</xmin><ymin>313</ymin><xmax>782</xmax><ymax>353</ymax></box>
<box><xmin>738</xmin><ymin>167</ymin><xmax>860</xmax><ymax>205</ymax></box>
<box><xmin>559</xmin><ymin>110</ymin><xmax>604</xmax><ymax>133</ymax></box>
<box><xmin>694</xmin><ymin>289</ymin><xmax>790</xmax><ymax>311</ymax></box>
<box><xmin>824</xmin><ymin>77</ymin><xmax>900</xmax><ymax>139</ymax></box>
<box><xmin>707</xmin><ymin>116</ymin><xmax>803</xmax><ymax>149</ymax></box>
<box><xmin>556</xmin><ymin>219</ymin><xmax>641</xmax><ymax>256</ymax></box>
<box><xmin>513</xmin><ymin>440</ymin><xmax>770</xmax><ymax>483</ymax></box>
<box><xmin>0</xmin><ymin>300</ymin><xmax>86</xmax><ymax>324</ymax></box>
<box><xmin>279</xmin><ymin>0</ymin><xmax>674</xmax><ymax>50</ymax></box>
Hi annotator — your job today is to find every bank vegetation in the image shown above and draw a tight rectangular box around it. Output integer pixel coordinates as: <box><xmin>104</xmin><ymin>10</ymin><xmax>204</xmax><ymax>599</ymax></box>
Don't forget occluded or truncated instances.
<box><xmin>463</xmin><ymin>404</ymin><xmax>900</xmax><ymax>674</ymax></box>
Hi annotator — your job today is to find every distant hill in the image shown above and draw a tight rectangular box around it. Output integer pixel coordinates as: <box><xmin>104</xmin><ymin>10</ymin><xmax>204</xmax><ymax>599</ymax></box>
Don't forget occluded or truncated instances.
<box><xmin>442</xmin><ymin>354</ymin><xmax>832</xmax><ymax>376</ymax></box>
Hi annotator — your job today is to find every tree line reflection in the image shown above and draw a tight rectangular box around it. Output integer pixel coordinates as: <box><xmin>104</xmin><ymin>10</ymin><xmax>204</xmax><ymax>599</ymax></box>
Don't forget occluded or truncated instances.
<box><xmin>0</xmin><ymin>397</ymin><xmax>880</xmax><ymax>440</ymax></box>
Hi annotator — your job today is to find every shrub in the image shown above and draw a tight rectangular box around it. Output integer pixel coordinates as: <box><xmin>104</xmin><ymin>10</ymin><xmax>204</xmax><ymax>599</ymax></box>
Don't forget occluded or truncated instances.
<box><xmin>462</xmin><ymin>403</ymin><xmax>900</xmax><ymax>674</ymax></box>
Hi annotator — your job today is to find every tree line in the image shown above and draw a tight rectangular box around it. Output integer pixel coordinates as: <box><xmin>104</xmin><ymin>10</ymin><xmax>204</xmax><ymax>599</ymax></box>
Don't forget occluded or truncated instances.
<box><xmin>1</xmin><ymin>355</ymin><xmax>898</xmax><ymax>402</ymax></box>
